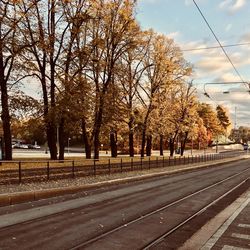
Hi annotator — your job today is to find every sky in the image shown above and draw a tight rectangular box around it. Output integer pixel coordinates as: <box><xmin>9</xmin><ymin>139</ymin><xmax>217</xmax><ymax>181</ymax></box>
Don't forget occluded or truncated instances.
<box><xmin>136</xmin><ymin>0</ymin><xmax>250</xmax><ymax>127</ymax></box>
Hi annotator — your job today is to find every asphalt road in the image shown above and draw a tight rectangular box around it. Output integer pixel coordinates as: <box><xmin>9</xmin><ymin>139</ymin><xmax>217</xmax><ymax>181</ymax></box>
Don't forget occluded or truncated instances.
<box><xmin>0</xmin><ymin>159</ymin><xmax>249</xmax><ymax>249</ymax></box>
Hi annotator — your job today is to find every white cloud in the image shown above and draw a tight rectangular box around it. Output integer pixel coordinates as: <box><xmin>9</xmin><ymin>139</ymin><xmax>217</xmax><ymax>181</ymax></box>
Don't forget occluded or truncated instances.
<box><xmin>214</xmin><ymin>73</ymin><xmax>242</xmax><ymax>83</ymax></box>
<box><xmin>166</xmin><ymin>31</ymin><xmax>180</xmax><ymax>40</ymax></box>
<box><xmin>231</xmin><ymin>0</ymin><xmax>246</xmax><ymax>11</ymax></box>
<box><xmin>219</xmin><ymin>0</ymin><xmax>246</xmax><ymax>13</ymax></box>
<box><xmin>219</xmin><ymin>0</ymin><xmax>231</xmax><ymax>9</ymax></box>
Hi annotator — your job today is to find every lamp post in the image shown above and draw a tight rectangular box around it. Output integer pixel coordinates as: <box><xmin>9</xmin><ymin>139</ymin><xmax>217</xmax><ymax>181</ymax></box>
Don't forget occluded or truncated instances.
<box><xmin>68</xmin><ymin>138</ymin><xmax>71</xmax><ymax>155</ymax></box>
<box><xmin>216</xmin><ymin>135</ymin><xmax>218</xmax><ymax>153</ymax></box>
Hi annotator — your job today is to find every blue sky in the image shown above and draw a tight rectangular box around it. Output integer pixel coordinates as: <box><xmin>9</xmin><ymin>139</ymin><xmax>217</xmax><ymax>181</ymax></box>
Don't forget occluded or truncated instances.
<box><xmin>136</xmin><ymin>0</ymin><xmax>250</xmax><ymax>127</ymax></box>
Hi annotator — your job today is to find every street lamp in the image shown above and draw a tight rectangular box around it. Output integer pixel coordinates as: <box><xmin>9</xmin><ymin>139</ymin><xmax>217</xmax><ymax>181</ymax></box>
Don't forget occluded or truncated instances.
<box><xmin>68</xmin><ymin>138</ymin><xmax>71</xmax><ymax>155</ymax></box>
<box><xmin>203</xmin><ymin>81</ymin><xmax>250</xmax><ymax>99</ymax></box>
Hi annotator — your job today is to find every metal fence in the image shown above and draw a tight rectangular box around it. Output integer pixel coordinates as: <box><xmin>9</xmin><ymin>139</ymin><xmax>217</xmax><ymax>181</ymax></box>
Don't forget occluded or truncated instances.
<box><xmin>0</xmin><ymin>151</ymin><xmax>246</xmax><ymax>184</ymax></box>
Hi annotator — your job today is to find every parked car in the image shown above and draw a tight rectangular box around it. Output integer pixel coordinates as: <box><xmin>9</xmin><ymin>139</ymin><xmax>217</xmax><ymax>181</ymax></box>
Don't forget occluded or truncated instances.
<box><xmin>19</xmin><ymin>144</ymin><xmax>29</xmax><ymax>149</ymax></box>
<box><xmin>28</xmin><ymin>144</ymin><xmax>41</xmax><ymax>149</ymax></box>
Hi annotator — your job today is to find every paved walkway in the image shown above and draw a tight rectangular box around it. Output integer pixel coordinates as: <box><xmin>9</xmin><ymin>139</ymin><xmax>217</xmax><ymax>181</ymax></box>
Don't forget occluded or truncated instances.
<box><xmin>12</xmin><ymin>148</ymin><xmax>244</xmax><ymax>159</ymax></box>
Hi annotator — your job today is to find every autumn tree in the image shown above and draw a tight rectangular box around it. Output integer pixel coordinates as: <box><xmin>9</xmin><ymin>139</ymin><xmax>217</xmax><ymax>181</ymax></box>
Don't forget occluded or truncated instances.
<box><xmin>18</xmin><ymin>0</ymin><xmax>57</xmax><ymax>159</ymax></box>
<box><xmin>117</xmin><ymin>30</ymin><xmax>151</xmax><ymax>157</ymax></box>
<box><xmin>147</xmin><ymin>86</ymin><xmax>174</xmax><ymax>156</ymax></box>
<box><xmin>0</xmin><ymin>1</ymin><xmax>33</xmax><ymax>159</ymax></box>
<box><xmin>216</xmin><ymin>105</ymin><xmax>230</xmax><ymax>134</ymax></box>
<box><xmin>230</xmin><ymin>126</ymin><xmax>250</xmax><ymax>144</ymax></box>
<box><xmin>197</xmin><ymin>103</ymin><xmax>222</xmax><ymax>146</ymax></box>
<box><xmin>139</xmin><ymin>31</ymin><xmax>192</xmax><ymax>157</ymax></box>
<box><xmin>173</xmin><ymin>83</ymin><xmax>198</xmax><ymax>156</ymax></box>
<box><xmin>18</xmin><ymin>0</ymin><xmax>91</xmax><ymax>159</ymax></box>
<box><xmin>80</xmin><ymin>0</ymin><xmax>138</xmax><ymax>159</ymax></box>
<box><xmin>55</xmin><ymin>0</ymin><xmax>91</xmax><ymax>159</ymax></box>
<box><xmin>149</xmin><ymin>82</ymin><xmax>198</xmax><ymax>157</ymax></box>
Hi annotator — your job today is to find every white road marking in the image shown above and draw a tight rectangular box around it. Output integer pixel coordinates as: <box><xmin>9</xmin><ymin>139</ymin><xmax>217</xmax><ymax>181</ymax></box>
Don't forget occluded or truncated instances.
<box><xmin>238</xmin><ymin>224</ymin><xmax>250</xmax><ymax>229</ymax></box>
<box><xmin>222</xmin><ymin>245</ymin><xmax>250</xmax><ymax>250</ymax></box>
<box><xmin>232</xmin><ymin>233</ymin><xmax>250</xmax><ymax>240</ymax></box>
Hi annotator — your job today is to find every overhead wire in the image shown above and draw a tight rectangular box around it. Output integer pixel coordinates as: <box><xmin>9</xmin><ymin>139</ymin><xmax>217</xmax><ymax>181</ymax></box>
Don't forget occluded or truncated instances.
<box><xmin>192</xmin><ymin>0</ymin><xmax>249</xmax><ymax>89</ymax></box>
<box><xmin>182</xmin><ymin>42</ymin><xmax>250</xmax><ymax>52</ymax></box>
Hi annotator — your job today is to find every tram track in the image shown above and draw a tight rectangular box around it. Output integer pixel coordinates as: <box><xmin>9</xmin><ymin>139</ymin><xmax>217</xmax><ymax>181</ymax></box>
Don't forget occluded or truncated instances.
<box><xmin>68</xmin><ymin>167</ymin><xmax>250</xmax><ymax>249</ymax></box>
<box><xmin>143</xmin><ymin>178</ymin><xmax>249</xmax><ymax>249</ymax></box>
<box><xmin>0</xmin><ymin>161</ymin><xmax>249</xmax><ymax>250</ymax></box>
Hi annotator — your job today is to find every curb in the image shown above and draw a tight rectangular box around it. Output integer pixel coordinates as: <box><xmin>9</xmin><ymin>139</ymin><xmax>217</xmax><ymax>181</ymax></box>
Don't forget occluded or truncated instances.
<box><xmin>0</xmin><ymin>156</ymin><xmax>248</xmax><ymax>207</ymax></box>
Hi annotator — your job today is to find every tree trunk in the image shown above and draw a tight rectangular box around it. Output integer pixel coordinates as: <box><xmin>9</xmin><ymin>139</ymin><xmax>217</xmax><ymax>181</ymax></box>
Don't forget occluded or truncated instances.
<box><xmin>160</xmin><ymin>134</ymin><xmax>163</xmax><ymax>156</ymax></box>
<box><xmin>0</xmin><ymin>80</ymin><xmax>12</xmax><ymax>160</ymax></box>
<box><xmin>140</xmin><ymin>128</ymin><xmax>146</xmax><ymax>157</ymax></box>
<box><xmin>93</xmin><ymin>132</ymin><xmax>100</xmax><ymax>159</ymax></box>
<box><xmin>81</xmin><ymin>118</ymin><xmax>91</xmax><ymax>159</ymax></box>
<box><xmin>180</xmin><ymin>132</ymin><xmax>188</xmax><ymax>156</ymax></box>
<box><xmin>0</xmin><ymin>46</ymin><xmax>12</xmax><ymax>160</ymax></box>
<box><xmin>129</xmin><ymin>130</ymin><xmax>134</xmax><ymax>157</ymax></box>
<box><xmin>146</xmin><ymin>134</ymin><xmax>152</xmax><ymax>156</ymax></box>
<box><xmin>48</xmin><ymin>3</ymin><xmax>57</xmax><ymax>160</ymax></box>
<box><xmin>42</xmin><ymin>86</ymin><xmax>57</xmax><ymax>160</ymax></box>
<box><xmin>46</xmin><ymin>123</ymin><xmax>57</xmax><ymax>160</ymax></box>
<box><xmin>59</xmin><ymin>117</ymin><xmax>65</xmax><ymax>160</ymax></box>
<box><xmin>93</xmin><ymin>97</ymin><xmax>105</xmax><ymax>159</ymax></box>
<box><xmin>169</xmin><ymin>137</ymin><xmax>175</xmax><ymax>157</ymax></box>
<box><xmin>110</xmin><ymin>130</ymin><xmax>117</xmax><ymax>157</ymax></box>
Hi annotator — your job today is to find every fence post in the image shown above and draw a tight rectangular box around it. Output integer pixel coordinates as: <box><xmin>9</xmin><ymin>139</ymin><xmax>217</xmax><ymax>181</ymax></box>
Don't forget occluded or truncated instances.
<box><xmin>120</xmin><ymin>158</ymin><xmax>123</xmax><ymax>172</ymax></box>
<box><xmin>162</xmin><ymin>156</ymin><xmax>164</xmax><ymax>167</ymax></box>
<box><xmin>169</xmin><ymin>156</ymin><xmax>171</xmax><ymax>166</ymax></box>
<box><xmin>148</xmin><ymin>157</ymin><xmax>151</xmax><ymax>169</ymax></box>
<box><xmin>19</xmin><ymin>161</ymin><xmax>22</xmax><ymax>184</ymax></box>
<box><xmin>141</xmin><ymin>157</ymin><xmax>143</xmax><ymax>170</ymax></box>
<box><xmin>131</xmin><ymin>158</ymin><xmax>133</xmax><ymax>171</ymax></box>
<box><xmin>72</xmin><ymin>160</ymin><xmax>75</xmax><ymax>178</ymax></box>
<box><xmin>47</xmin><ymin>161</ymin><xmax>50</xmax><ymax>180</ymax></box>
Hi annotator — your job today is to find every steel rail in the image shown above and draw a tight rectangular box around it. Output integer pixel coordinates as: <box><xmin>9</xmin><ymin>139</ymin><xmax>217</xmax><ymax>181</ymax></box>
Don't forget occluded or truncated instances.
<box><xmin>143</xmin><ymin>177</ymin><xmax>249</xmax><ymax>249</ymax></box>
<box><xmin>69</xmin><ymin>167</ymin><xmax>250</xmax><ymax>249</ymax></box>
